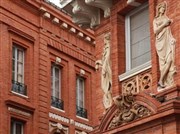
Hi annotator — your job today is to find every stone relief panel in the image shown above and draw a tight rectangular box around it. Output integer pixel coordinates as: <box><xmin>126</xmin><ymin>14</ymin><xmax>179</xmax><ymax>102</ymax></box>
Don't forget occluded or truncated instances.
<box><xmin>122</xmin><ymin>70</ymin><xmax>152</xmax><ymax>95</ymax></box>
<box><xmin>49</xmin><ymin>122</ymin><xmax>68</xmax><ymax>134</ymax></box>
<box><xmin>108</xmin><ymin>94</ymin><xmax>152</xmax><ymax>129</ymax></box>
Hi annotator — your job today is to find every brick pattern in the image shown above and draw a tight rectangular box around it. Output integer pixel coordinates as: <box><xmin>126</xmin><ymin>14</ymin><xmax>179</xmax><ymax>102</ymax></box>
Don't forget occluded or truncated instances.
<box><xmin>0</xmin><ymin>0</ymin><xmax>97</xmax><ymax>134</ymax></box>
<box><xmin>93</xmin><ymin>0</ymin><xmax>180</xmax><ymax>133</ymax></box>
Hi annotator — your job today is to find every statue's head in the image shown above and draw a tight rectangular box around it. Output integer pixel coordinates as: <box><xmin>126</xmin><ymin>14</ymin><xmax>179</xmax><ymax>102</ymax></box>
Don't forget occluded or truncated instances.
<box><xmin>156</xmin><ymin>1</ymin><xmax>167</xmax><ymax>17</ymax></box>
<box><xmin>104</xmin><ymin>32</ymin><xmax>111</xmax><ymax>45</ymax></box>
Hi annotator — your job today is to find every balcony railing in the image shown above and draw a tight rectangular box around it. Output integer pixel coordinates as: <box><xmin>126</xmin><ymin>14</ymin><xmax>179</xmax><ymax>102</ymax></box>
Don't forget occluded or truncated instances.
<box><xmin>11</xmin><ymin>80</ymin><xmax>27</xmax><ymax>96</ymax></box>
<box><xmin>76</xmin><ymin>105</ymin><xmax>87</xmax><ymax>118</ymax></box>
<box><xmin>121</xmin><ymin>69</ymin><xmax>152</xmax><ymax>95</ymax></box>
<box><xmin>51</xmin><ymin>96</ymin><xmax>64</xmax><ymax>110</ymax></box>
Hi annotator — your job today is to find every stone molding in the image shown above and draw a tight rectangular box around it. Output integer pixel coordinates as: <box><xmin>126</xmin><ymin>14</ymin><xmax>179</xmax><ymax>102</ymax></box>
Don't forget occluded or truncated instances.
<box><xmin>49</xmin><ymin>112</ymin><xmax>93</xmax><ymax>132</ymax></box>
<box><xmin>44</xmin><ymin>0</ymin><xmax>112</xmax><ymax>28</ymax></box>
<box><xmin>8</xmin><ymin>107</ymin><xmax>31</xmax><ymax>117</ymax></box>
<box><xmin>40</xmin><ymin>3</ymin><xmax>95</xmax><ymax>44</ymax></box>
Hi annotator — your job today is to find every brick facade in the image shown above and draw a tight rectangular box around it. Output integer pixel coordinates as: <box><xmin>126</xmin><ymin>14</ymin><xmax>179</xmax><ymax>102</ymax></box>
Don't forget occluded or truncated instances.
<box><xmin>92</xmin><ymin>0</ymin><xmax>180</xmax><ymax>133</ymax></box>
<box><xmin>0</xmin><ymin>0</ymin><xmax>97</xmax><ymax>133</ymax></box>
<box><xmin>0</xmin><ymin>0</ymin><xmax>180</xmax><ymax>134</ymax></box>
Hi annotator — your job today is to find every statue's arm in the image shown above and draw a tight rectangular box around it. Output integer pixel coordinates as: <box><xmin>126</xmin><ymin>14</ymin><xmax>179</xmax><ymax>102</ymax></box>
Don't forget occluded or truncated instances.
<box><xmin>95</xmin><ymin>60</ymin><xmax>102</xmax><ymax>70</ymax></box>
<box><xmin>153</xmin><ymin>18</ymin><xmax>171</xmax><ymax>35</ymax></box>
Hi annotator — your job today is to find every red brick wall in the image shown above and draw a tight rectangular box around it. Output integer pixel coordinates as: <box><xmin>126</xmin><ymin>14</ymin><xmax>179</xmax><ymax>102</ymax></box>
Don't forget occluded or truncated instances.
<box><xmin>0</xmin><ymin>0</ymin><xmax>97</xmax><ymax>134</ymax></box>
<box><xmin>93</xmin><ymin>0</ymin><xmax>180</xmax><ymax>132</ymax></box>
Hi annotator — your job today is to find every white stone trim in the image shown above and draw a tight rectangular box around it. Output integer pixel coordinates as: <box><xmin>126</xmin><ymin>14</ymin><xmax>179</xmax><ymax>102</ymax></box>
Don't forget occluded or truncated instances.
<box><xmin>49</xmin><ymin>112</ymin><xmax>69</xmax><ymax>124</ymax></box>
<box><xmin>76</xmin><ymin>115</ymin><xmax>89</xmax><ymax>121</ymax></box>
<box><xmin>119</xmin><ymin>61</ymin><xmax>152</xmax><ymax>81</ymax></box>
<box><xmin>125</xmin><ymin>3</ymin><xmax>149</xmax><ymax>71</ymax></box>
<box><xmin>43</xmin><ymin>12</ymin><xmax>51</xmax><ymax>18</ymax></box>
<box><xmin>127</xmin><ymin>0</ymin><xmax>141</xmax><ymax>6</ymax></box>
<box><xmin>51</xmin><ymin>106</ymin><xmax>65</xmax><ymax>113</ymax></box>
<box><xmin>74</xmin><ymin>121</ymin><xmax>93</xmax><ymax>131</ymax></box>
<box><xmin>52</xmin><ymin>17</ymin><xmax>59</xmax><ymax>24</ymax></box>
<box><xmin>8</xmin><ymin>107</ymin><xmax>31</xmax><ymax>117</ymax></box>
<box><xmin>11</xmin><ymin>91</ymin><xmax>29</xmax><ymax>98</ymax></box>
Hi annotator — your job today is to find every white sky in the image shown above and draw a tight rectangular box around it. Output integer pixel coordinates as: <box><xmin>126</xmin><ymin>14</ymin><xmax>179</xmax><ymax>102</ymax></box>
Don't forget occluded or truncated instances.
<box><xmin>49</xmin><ymin>0</ymin><xmax>62</xmax><ymax>8</ymax></box>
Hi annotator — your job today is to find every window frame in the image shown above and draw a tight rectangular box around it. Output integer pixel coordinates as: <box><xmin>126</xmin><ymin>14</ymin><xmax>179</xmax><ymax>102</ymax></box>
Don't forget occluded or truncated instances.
<box><xmin>12</xmin><ymin>45</ymin><xmax>25</xmax><ymax>84</ymax></box>
<box><xmin>11</xmin><ymin>119</ymin><xmax>24</xmax><ymax>134</ymax></box>
<box><xmin>76</xmin><ymin>75</ymin><xmax>85</xmax><ymax>108</ymax></box>
<box><xmin>51</xmin><ymin>64</ymin><xmax>61</xmax><ymax>99</ymax></box>
<box><xmin>125</xmin><ymin>3</ymin><xmax>151</xmax><ymax>71</ymax></box>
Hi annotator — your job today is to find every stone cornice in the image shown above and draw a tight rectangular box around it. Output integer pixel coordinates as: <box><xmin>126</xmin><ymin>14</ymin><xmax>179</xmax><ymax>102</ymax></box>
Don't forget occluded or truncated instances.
<box><xmin>42</xmin><ymin>0</ymin><xmax>95</xmax><ymax>42</ymax></box>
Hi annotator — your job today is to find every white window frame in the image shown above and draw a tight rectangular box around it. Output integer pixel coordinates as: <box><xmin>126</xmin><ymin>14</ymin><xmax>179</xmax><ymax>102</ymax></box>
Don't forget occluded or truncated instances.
<box><xmin>11</xmin><ymin>120</ymin><xmax>24</xmax><ymax>134</ymax></box>
<box><xmin>76</xmin><ymin>76</ymin><xmax>85</xmax><ymax>108</ymax></box>
<box><xmin>12</xmin><ymin>45</ymin><xmax>24</xmax><ymax>83</ymax></box>
<box><xmin>125</xmin><ymin>3</ymin><xmax>150</xmax><ymax>71</ymax></box>
<box><xmin>120</xmin><ymin>3</ymin><xmax>151</xmax><ymax>81</ymax></box>
<box><xmin>51</xmin><ymin>65</ymin><xmax>61</xmax><ymax>99</ymax></box>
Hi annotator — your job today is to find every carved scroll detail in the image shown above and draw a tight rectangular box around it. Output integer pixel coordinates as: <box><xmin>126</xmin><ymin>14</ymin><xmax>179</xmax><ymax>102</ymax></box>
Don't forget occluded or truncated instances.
<box><xmin>122</xmin><ymin>70</ymin><xmax>152</xmax><ymax>95</ymax></box>
<box><xmin>49</xmin><ymin>122</ymin><xmax>68</xmax><ymax>134</ymax></box>
<box><xmin>108</xmin><ymin>94</ymin><xmax>152</xmax><ymax>129</ymax></box>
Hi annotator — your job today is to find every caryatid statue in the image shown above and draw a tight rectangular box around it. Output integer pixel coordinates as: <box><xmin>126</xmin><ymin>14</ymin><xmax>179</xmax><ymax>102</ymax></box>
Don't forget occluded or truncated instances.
<box><xmin>153</xmin><ymin>1</ymin><xmax>176</xmax><ymax>89</ymax></box>
<box><xmin>95</xmin><ymin>33</ymin><xmax>113</xmax><ymax>110</ymax></box>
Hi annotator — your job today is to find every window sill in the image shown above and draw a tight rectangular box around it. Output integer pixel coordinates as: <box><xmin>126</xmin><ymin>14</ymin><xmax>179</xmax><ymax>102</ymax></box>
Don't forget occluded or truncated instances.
<box><xmin>11</xmin><ymin>91</ymin><xmax>29</xmax><ymax>98</ymax></box>
<box><xmin>119</xmin><ymin>61</ymin><xmax>151</xmax><ymax>81</ymax></box>
<box><xmin>76</xmin><ymin>115</ymin><xmax>89</xmax><ymax>121</ymax></box>
<box><xmin>51</xmin><ymin>106</ymin><xmax>65</xmax><ymax>113</ymax></box>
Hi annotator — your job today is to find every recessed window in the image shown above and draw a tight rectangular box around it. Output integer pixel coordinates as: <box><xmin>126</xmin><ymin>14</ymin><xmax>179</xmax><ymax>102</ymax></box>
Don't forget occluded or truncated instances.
<box><xmin>11</xmin><ymin>119</ymin><xmax>24</xmax><ymax>134</ymax></box>
<box><xmin>51</xmin><ymin>64</ymin><xmax>64</xmax><ymax>110</ymax></box>
<box><xmin>125</xmin><ymin>3</ymin><xmax>151</xmax><ymax>71</ymax></box>
<box><xmin>76</xmin><ymin>76</ymin><xmax>87</xmax><ymax>118</ymax></box>
<box><xmin>12</xmin><ymin>45</ymin><xmax>27</xmax><ymax>96</ymax></box>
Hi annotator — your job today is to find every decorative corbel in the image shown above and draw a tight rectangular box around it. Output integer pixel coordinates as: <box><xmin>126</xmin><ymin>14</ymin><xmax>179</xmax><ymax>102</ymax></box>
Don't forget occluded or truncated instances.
<box><xmin>72</xmin><ymin>0</ymin><xmax>100</xmax><ymax>28</ymax></box>
<box><xmin>85</xmin><ymin>0</ymin><xmax>112</xmax><ymax>18</ymax></box>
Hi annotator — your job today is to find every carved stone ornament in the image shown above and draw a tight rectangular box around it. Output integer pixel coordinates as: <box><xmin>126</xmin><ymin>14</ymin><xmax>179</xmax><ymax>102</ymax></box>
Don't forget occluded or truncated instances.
<box><xmin>108</xmin><ymin>94</ymin><xmax>152</xmax><ymax>129</ymax></box>
<box><xmin>71</xmin><ymin>0</ymin><xmax>100</xmax><ymax>28</ymax></box>
<box><xmin>85</xmin><ymin>0</ymin><xmax>112</xmax><ymax>18</ymax></box>
<box><xmin>49</xmin><ymin>122</ymin><xmax>68</xmax><ymax>134</ymax></box>
<box><xmin>122</xmin><ymin>71</ymin><xmax>152</xmax><ymax>95</ymax></box>
<box><xmin>153</xmin><ymin>1</ymin><xmax>176</xmax><ymax>89</ymax></box>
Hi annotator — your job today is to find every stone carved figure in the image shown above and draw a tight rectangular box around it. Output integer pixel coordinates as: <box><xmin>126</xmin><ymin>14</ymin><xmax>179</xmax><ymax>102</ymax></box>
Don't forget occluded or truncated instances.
<box><xmin>95</xmin><ymin>33</ymin><xmax>113</xmax><ymax>110</ymax></box>
<box><xmin>153</xmin><ymin>1</ymin><xmax>176</xmax><ymax>88</ymax></box>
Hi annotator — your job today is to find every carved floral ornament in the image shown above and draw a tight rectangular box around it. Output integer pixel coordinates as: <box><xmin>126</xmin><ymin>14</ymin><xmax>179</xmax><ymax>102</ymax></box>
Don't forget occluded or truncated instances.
<box><xmin>108</xmin><ymin>94</ymin><xmax>152</xmax><ymax>129</ymax></box>
<box><xmin>122</xmin><ymin>71</ymin><xmax>152</xmax><ymax>95</ymax></box>
<box><xmin>49</xmin><ymin>122</ymin><xmax>68</xmax><ymax>134</ymax></box>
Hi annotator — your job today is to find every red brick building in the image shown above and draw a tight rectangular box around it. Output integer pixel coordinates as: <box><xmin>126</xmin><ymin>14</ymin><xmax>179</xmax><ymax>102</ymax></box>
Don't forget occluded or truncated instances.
<box><xmin>0</xmin><ymin>0</ymin><xmax>180</xmax><ymax>134</ymax></box>
<box><xmin>0</xmin><ymin>0</ymin><xmax>97</xmax><ymax>133</ymax></box>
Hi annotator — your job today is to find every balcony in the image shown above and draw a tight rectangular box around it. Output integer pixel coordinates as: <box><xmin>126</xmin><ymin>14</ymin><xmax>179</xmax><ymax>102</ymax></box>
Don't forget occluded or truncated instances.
<box><xmin>120</xmin><ymin>69</ymin><xmax>152</xmax><ymax>95</ymax></box>
<box><xmin>51</xmin><ymin>96</ymin><xmax>64</xmax><ymax>110</ymax></box>
<box><xmin>11</xmin><ymin>80</ymin><xmax>27</xmax><ymax>96</ymax></box>
<box><xmin>76</xmin><ymin>105</ymin><xmax>87</xmax><ymax>118</ymax></box>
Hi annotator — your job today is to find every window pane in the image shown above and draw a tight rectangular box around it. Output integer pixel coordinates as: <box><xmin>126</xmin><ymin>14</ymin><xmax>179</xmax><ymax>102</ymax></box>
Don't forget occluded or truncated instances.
<box><xmin>17</xmin><ymin>49</ymin><xmax>23</xmax><ymax>62</ymax></box>
<box><xmin>130</xmin><ymin>6</ymin><xmax>150</xmax><ymax>69</ymax></box>
<box><xmin>11</xmin><ymin>120</ymin><xmax>23</xmax><ymax>134</ymax></box>
<box><xmin>76</xmin><ymin>77</ymin><xmax>85</xmax><ymax>108</ymax></box>
<box><xmin>17</xmin><ymin>62</ymin><xmax>23</xmax><ymax>75</ymax></box>
<box><xmin>12</xmin><ymin>46</ymin><xmax>24</xmax><ymax>83</ymax></box>
<box><xmin>51</xmin><ymin>65</ymin><xmax>61</xmax><ymax>98</ymax></box>
<box><xmin>16</xmin><ymin>123</ymin><xmax>22</xmax><ymax>134</ymax></box>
